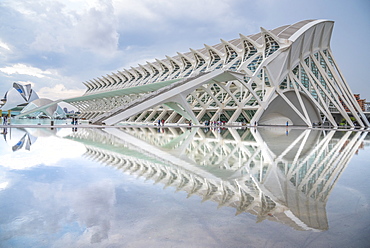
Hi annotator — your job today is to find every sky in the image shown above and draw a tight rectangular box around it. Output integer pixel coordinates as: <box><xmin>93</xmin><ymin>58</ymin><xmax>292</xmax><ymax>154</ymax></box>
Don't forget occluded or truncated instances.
<box><xmin>0</xmin><ymin>0</ymin><xmax>369</xmax><ymax>101</ymax></box>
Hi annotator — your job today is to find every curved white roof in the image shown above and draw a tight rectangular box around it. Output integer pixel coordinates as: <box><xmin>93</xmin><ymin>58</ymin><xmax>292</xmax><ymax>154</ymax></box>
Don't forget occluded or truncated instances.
<box><xmin>77</xmin><ymin>19</ymin><xmax>334</xmax><ymax>97</ymax></box>
<box><xmin>1</xmin><ymin>83</ymin><xmax>39</xmax><ymax>111</ymax></box>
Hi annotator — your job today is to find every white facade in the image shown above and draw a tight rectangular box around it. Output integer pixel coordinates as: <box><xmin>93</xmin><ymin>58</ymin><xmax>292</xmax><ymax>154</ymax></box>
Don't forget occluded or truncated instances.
<box><xmin>67</xmin><ymin>20</ymin><xmax>369</xmax><ymax>127</ymax></box>
<box><xmin>20</xmin><ymin>98</ymin><xmax>67</xmax><ymax>119</ymax></box>
<box><xmin>1</xmin><ymin>83</ymin><xmax>39</xmax><ymax>112</ymax></box>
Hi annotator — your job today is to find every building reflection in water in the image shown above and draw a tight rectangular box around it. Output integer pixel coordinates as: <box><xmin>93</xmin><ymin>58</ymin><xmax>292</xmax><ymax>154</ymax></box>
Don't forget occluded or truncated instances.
<box><xmin>66</xmin><ymin>127</ymin><xmax>367</xmax><ymax>232</ymax></box>
<box><xmin>1</xmin><ymin>128</ymin><xmax>59</xmax><ymax>152</ymax></box>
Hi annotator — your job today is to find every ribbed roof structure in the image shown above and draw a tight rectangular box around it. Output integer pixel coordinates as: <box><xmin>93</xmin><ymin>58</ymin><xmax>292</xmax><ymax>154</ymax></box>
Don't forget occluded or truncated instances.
<box><xmin>67</xmin><ymin>19</ymin><xmax>368</xmax><ymax>127</ymax></box>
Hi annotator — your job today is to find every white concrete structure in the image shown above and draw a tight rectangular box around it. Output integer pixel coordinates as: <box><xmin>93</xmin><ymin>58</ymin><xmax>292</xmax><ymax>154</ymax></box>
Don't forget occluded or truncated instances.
<box><xmin>1</xmin><ymin>83</ymin><xmax>39</xmax><ymax>112</ymax></box>
<box><xmin>20</xmin><ymin>98</ymin><xmax>66</xmax><ymax>119</ymax></box>
<box><xmin>1</xmin><ymin>83</ymin><xmax>67</xmax><ymax>119</ymax></box>
<box><xmin>67</xmin><ymin>20</ymin><xmax>369</xmax><ymax>127</ymax></box>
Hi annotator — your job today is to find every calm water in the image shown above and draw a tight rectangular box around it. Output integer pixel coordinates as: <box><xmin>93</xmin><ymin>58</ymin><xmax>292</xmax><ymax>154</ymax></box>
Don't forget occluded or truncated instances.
<box><xmin>0</xmin><ymin>126</ymin><xmax>369</xmax><ymax>248</ymax></box>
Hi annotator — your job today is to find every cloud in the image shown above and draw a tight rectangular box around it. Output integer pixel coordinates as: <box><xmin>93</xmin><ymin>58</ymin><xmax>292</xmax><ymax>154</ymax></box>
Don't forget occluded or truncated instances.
<box><xmin>0</xmin><ymin>0</ymin><xmax>118</xmax><ymax>56</ymax></box>
<box><xmin>38</xmin><ymin>84</ymin><xmax>85</xmax><ymax>99</ymax></box>
<box><xmin>0</xmin><ymin>0</ymin><xmax>124</xmax><ymax>98</ymax></box>
<box><xmin>0</xmin><ymin>40</ymin><xmax>11</xmax><ymax>51</ymax></box>
<box><xmin>0</xmin><ymin>63</ymin><xmax>52</xmax><ymax>78</ymax></box>
<box><xmin>10</xmin><ymin>0</ymin><xmax>119</xmax><ymax>55</ymax></box>
<box><xmin>72</xmin><ymin>0</ymin><xmax>119</xmax><ymax>55</ymax></box>
<box><xmin>0</xmin><ymin>0</ymin><xmax>254</xmax><ymax>97</ymax></box>
<box><xmin>113</xmin><ymin>0</ymin><xmax>249</xmax><ymax>30</ymax></box>
<box><xmin>0</xmin><ymin>161</ymin><xmax>118</xmax><ymax>245</ymax></box>
<box><xmin>0</xmin><ymin>133</ymin><xmax>86</xmax><ymax>170</ymax></box>
<box><xmin>0</xmin><ymin>0</ymin><xmax>370</xmax><ymax>101</ymax></box>
<box><xmin>0</xmin><ymin>181</ymin><xmax>9</xmax><ymax>190</ymax></box>
<box><xmin>113</xmin><ymin>0</ymin><xmax>254</xmax><ymax>46</ymax></box>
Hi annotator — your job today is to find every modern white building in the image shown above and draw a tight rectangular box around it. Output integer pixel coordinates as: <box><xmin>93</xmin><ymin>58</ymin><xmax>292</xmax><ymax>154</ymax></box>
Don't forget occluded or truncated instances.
<box><xmin>1</xmin><ymin>83</ymin><xmax>66</xmax><ymax>119</ymax></box>
<box><xmin>1</xmin><ymin>83</ymin><xmax>39</xmax><ymax>115</ymax></box>
<box><xmin>67</xmin><ymin>20</ymin><xmax>369</xmax><ymax>127</ymax></box>
<box><xmin>20</xmin><ymin>98</ymin><xmax>66</xmax><ymax>119</ymax></box>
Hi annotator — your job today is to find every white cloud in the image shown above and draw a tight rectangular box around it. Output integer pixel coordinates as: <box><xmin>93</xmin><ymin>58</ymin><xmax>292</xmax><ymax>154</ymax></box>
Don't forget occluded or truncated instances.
<box><xmin>72</xmin><ymin>0</ymin><xmax>119</xmax><ymax>54</ymax></box>
<box><xmin>0</xmin><ymin>64</ymin><xmax>52</xmax><ymax>78</ymax></box>
<box><xmin>0</xmin><ymin>181</ymin><xmax>9</xmax><ymax>190</ymax></box>
<box><xmin>113</xmin><ymin>0</ymin><xmax>249</xmax><ymax>33</ymax></box>
<box><xmin>0</xmin><ymin>40</ymin><xmax>11</xmax><ymax>51</ymax></box>
<box><xmin>1</xmin><ymin>0</ymin><xmax>370</xmax><ymax>101</ymax></box>
<box><xmin>0</xmin><ymin>134</ymin><xmax>86</xmax><ymax>170</ymax></box>
<box><xmin>7</xmin><ymin>0</ymin><xmax>120</xmax><ymax>55</ymax></box>
<box><xmin>38</xmin><ymin>84</ymin><xmax>85</xmax><ymax>100</ymax></box>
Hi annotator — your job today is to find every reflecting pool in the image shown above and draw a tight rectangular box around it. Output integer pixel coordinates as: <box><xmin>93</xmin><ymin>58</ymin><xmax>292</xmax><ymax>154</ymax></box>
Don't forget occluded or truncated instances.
<box><xmin>0</xmin><ymin>126</ymin><xmax>369</xmax><ymax>247</ymax></box>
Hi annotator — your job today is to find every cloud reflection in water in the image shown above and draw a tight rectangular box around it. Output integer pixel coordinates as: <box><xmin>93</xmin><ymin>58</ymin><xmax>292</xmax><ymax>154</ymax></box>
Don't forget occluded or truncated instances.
<box><xmin>0</xmin><ymin>126</ymin><xmax>369</xmax><ymax>247</ymax></box>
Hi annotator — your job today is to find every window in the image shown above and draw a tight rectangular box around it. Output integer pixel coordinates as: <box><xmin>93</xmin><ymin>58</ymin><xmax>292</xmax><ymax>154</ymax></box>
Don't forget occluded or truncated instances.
<box><xmin>264</xmin><ymin>34</ymin><xmax>279</xmax><ymax>57</ymax></box>
<box><xmin>247</xmin><ymin>55</ymin><xmax>262</xmax><ymax>72</ymax></box>
<box><xmin>243</xmin><ymin>40</ymin><xmax>257</xmax><ymax>61</ymax></box>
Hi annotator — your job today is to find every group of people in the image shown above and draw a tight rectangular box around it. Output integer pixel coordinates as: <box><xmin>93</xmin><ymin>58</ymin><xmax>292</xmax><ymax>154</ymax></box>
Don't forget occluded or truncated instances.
<box><xmin>157</xmin><ymin>119</ymin><xmax>165</xmax><ymax>126</ymax></box>
<box><xmin>71</xmin><ymin>117</ymin><xmax>78</xmax><ymax>125</ymax></box>
<box><xmin>204</xmin><ymin>120</ymin><xmax>226</xmax><ymax>126</ymax></box>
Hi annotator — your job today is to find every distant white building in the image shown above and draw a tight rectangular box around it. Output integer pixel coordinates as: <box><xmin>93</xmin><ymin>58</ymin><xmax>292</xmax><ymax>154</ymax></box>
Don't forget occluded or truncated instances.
<box><xmin>1</xmin><ymin>83</ymin><xmax>39</xmax><ymax>113</ymax></box>
<box><xmin>1</xmin><ymin>82</ymin><xmax>66</xmax><ymax>118</ymax></box>
<box><xmin>20</xmin><ymin>98</ymin><xmax>66</xmax><ymax>119</ymax></box>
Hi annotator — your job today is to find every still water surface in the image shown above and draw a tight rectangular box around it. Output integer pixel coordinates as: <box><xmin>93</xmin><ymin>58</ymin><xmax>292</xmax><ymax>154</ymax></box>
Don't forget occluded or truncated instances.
<box><xmin>0</xmin><ymin>126</ymin><xmax>369</xmax><ymax>248</ymax></box>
